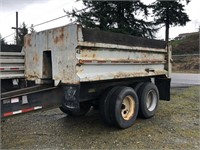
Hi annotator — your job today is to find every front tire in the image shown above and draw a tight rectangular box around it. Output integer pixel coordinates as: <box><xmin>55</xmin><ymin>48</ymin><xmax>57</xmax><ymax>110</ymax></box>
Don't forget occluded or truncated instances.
<box><xmin>109</xmin><ymin>87</ymin><xmax>139</xmax><ymax>129</ymax></box>
<box><xmin>137</xmin><ymin>82</ymin><xmax>159</xmax><ymax>118</ymax></box>
<box><xmin>99</xmin><ymin>86</ymin><xmax>120</xmax><ymax>125</ymax></box>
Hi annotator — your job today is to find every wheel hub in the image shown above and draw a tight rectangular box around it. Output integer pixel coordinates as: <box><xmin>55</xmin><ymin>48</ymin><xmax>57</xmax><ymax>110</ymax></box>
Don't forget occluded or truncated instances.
<box><xmin>121</xmin><ymin>96</ymin><xmax>135</xmax><ymax>120</ymax></box>
<box><xmin>146</xmin><ymin>90</ymin><xmax>157</xmax><ymax>111</ymax></box>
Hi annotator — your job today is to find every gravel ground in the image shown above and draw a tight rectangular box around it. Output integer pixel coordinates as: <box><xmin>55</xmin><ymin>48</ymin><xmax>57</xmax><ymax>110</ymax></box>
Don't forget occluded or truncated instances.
<box><xmin>1</xmin><ymin>86</ymin><xmax>200</xmax><ymax>149</ymax></box>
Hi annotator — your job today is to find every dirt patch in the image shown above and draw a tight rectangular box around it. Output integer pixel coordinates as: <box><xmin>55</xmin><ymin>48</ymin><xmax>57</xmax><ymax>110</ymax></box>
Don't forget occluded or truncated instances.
<box><xmin>1</xmin><ymin>86</ymin><xmax>200</xmax><ymax>149</ymax></box>
<box><xmin>172</xmin><ymin>56</ymin><xmax>199</xmax><ymax>73</ymax></box>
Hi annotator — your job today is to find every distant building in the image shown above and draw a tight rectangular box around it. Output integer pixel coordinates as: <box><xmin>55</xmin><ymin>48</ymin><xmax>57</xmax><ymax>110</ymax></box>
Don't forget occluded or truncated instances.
<box><xmin>175</xmin><ymin>32</ymin><xmax>199</xmax><ymax>40</ymax></box>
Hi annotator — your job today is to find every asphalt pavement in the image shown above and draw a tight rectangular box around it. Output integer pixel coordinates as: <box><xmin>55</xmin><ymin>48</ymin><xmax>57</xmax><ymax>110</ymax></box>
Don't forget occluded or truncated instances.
<box><xmin>171</xmin><ymin>73</ymin><xmax>200</xmax><ymax>87</ymax></box>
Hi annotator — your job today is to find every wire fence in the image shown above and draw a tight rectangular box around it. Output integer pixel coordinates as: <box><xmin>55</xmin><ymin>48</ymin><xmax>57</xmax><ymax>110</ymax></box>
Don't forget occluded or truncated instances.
<box><xmin>172</xmin><ymin>54</ymin><xmax>199</xmax><ymax>57</ymax></box>
<box><xmin>172</xmin><ymin>53</ymin><xmax>199</xmax><ymax>73</ymax></box>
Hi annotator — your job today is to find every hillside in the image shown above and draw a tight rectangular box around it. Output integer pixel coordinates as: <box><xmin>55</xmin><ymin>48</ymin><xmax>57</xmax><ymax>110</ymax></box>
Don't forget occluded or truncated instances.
<box><xmin>170</xmin><ymin>33</ymin><xmax>199</xmax><ymax>73</ymax></box>
<box><xmin>170</xmin><ymin>33</ymin><xmax>199</xmax><ymax>55</ymax></box>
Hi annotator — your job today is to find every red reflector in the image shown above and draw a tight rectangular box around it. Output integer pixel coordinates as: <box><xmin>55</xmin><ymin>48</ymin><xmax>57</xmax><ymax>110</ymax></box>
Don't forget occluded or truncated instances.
<box><xmin>3</xmin><ymin>112</ymin><xmax>13</xmax><ymax>117</ymax></box>
<box><xmin>22</xmin><ymin>108</ymin><xmax>34</xmax><ymax>113</ymax></box>
<box><xmin>10</xmin><ymin>68</ymin><xmax>19</xmax><ymax>70</ymax></box>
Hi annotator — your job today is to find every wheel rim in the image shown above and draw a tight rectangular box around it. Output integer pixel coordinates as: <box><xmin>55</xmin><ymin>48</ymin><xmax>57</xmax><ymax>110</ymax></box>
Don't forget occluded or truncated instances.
<box><xmin>146</xmin><ymin>90</ymin><xmax>157</xmax><ymax>111</ymax></box>
<box><xmin>121</xmin><ymin>96</ymin><xmax>135</xmax><ymax>120</ymax></box>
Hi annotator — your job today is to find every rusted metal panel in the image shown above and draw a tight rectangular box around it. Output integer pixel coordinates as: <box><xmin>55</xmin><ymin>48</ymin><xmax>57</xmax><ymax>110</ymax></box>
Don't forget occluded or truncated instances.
<box><xmin>76</xmin><ymin>64</ymin><xmax>167</xmax><ymax>82</ymax></box>
<box><xmin>24</xmin><ymin>24</ymin><xmax>169</xmax><ymax>85</ymax></box>
<box><xmin>76</xmin><ymin>42</ymin><xmax>167</xmax><ymax>82</ymax></box>
<box><xmin>24</xmin><ymin>24</ymin><xmax>80</xmax><ymax>85</ymax></box>
<box><xmin>0</xmin><ymin>52</ymin><xmax>24</xmax><ymax>79</ymax></box>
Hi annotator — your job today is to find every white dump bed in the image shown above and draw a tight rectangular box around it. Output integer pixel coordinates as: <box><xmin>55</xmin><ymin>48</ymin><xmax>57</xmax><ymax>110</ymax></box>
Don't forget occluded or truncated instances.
<box><xmin>24</xmin><ymin>24</ymin><xmax>170</xmax><ymax>86</ymax></box>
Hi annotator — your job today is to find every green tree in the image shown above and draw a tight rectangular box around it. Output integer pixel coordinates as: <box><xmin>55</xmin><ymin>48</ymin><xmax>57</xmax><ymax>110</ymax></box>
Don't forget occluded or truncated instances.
<box><xmin>30</xmin><ymin>24</ymin><xmax>36</xmax><ymax>33</ymax></box>
<box><xmin>16</xmin><ymin>22</ymin><xmax>28</xmax><ymax>46</ymax></box>
<box><xmin>152</xmin><ymin>0</ymin><xmax>190</xmax><ymax>43</ymax></box>
<box><xmin>0</xmin><ymin>34</ymin><xmax>7</xmax><ymax>45</ymax></box>
<box><xmin>66</xmin><ymin>1</ymin><xmax>157</xmax><ymax>38</ymax></box>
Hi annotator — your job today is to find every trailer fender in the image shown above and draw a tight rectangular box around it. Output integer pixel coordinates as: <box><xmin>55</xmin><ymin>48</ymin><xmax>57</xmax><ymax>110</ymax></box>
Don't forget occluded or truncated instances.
<box><xmin>62</xmin><ymin>84</ymin><xmax>80</xmax><ymax>110</ymax></box>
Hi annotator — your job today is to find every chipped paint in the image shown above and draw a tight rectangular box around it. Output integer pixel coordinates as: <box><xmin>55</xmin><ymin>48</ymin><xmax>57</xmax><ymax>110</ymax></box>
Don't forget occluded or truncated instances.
<box><xmin>53</xmin><ymin>27</ymin><xmax>64</xmax><ymax>44</ymax></box>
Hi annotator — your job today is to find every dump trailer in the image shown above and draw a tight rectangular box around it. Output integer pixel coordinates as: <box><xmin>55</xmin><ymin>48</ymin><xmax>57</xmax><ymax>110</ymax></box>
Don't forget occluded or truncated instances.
<box><xmin>0</xmin><ymin>45</ymin><xmax>27</xmax><ymax>92</ymax></box>
<box><xmin>1</xmin><ymin>24</ymin><xmax>171</xmax><ymax>129</ymax></box>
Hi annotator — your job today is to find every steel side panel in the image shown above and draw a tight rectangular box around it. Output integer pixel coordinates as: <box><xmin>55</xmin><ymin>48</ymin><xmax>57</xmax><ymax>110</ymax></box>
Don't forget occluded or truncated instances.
<box><xmin>77</xmin><ymin>48</ymin><xmax>166</xmax><ymax>62</ymax></box>
<box><xmin>77</xmin><ymin>64</ymin><xmax>166</xmax><ymax>81</ymax></box>
<box><xmin>76</xmin><ymin>46</ymin><xmax>167</xmax><ymax>82</ymax></box>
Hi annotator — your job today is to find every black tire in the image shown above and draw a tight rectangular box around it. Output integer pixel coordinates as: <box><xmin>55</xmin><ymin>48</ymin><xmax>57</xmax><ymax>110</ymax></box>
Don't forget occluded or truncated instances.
<box><xmin>99</xmin><ymin>86</ymin><xmax>120</xmax><ymax>125</ymax></box>
<box><xmin>133</xmin><ymin>82</ymin><xmax>144</xmax><ymax>93</ymax></box>
<box><xmin>59</xmin><ymin>102</ymin><xmax>91</xmax><ymax>117</ymax></box>
<box><xmin>137</xmin><ymin>82</ymin><xmax>159</xmax><ymax>119</ymax></box>
<box><xmin>109</xmin><ymin>87</ymin><xmax>139</xmax><ymax>129</ymax></box>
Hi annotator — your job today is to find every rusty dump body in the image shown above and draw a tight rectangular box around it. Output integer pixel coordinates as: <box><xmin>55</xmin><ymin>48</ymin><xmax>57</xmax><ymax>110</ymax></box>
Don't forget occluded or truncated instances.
<box><xmin>1</xmin><ymin>24</ymin><xmax>171</xmax><ymax>119</ymax></box>
<box><xmin>24</xmin><ymin>24</ymin><xmax>170</xmax><ymax>86</ymax></box>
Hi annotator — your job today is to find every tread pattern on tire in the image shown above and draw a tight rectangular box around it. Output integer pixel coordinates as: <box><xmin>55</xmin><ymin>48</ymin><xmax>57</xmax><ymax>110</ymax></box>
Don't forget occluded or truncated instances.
<box><xmin>99</xmin><ymin>86</ymin><xmax>120</xmax><ymax>125</ymax></box>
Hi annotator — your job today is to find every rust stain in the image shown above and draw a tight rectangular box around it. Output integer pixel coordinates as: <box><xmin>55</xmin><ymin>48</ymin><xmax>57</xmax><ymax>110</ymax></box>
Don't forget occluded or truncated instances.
<box><xmin>78</xmin><ymin>59</ymin><xmax>165</xmax><ymax>64</ymax></box>
<box><xmin>33</xmin><ymin>52</ymin><xmax>39</xmax><ymax>63</ymax></box>
<box><xmin>79</xmin><ymin>60</ymin><xmax>92</xmax><ymax>64</ymax></box>
<box><xmin>77</xmin><ymin>67</ymin><xmax>84</xmax><ymax>74</ymax></box>
<box><xmin>27</xmin><ymin>37</ymin><xmax>32</xmax><ymax>47</ymax></box>
<box><xmin>112</xmin><ymin>72</ymin><xmax>148</xmax><ymax>79</ymax></box>
<box><xmin>97</xmin><ymin>60</ymin><xmax>106</xmax><ymax>63</ymax></box>
<box><xmin>54</xmin><ymin>27</ymin><xmax>64</xmax><ymax>44</ymax></box>
<box><xmin>24</xmin><ymin>35</ymin><xmax>32</xmax><ymax>48</ymax></box>
<box><xmin>26</xmin><ymin>71</ymin><xmax>40</xmax><ymax>80</ymax></box>
<box><xmin>80</xmin><ymin>50</ymin><xmax>97</xmax><ymax>59</ymax></box>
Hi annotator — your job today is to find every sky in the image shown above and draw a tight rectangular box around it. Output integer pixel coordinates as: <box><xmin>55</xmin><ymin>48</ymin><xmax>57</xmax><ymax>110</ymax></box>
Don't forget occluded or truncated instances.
<box><xmin>0</xmin><ymin>0</ymin><xmax>199</xmax><ymax>44</ymax></box>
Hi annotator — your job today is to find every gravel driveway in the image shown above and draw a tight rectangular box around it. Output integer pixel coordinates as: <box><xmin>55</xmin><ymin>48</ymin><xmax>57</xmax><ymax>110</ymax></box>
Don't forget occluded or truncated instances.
<box><xmin>1</xmin><ymin>86</ymin><xmax>200</xmax><ymax>149</ymax></box>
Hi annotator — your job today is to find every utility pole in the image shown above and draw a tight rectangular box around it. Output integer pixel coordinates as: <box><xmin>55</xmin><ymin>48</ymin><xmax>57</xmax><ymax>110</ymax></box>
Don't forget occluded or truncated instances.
<box><xmin>11</xmin><ymin>12</ymin><xmax>19</xmax><ymax>45</ymax></box>
<box><xmin>199</xmin><ymin>26</ymin><xmax>200</xmax><ymax>53</ymax></box>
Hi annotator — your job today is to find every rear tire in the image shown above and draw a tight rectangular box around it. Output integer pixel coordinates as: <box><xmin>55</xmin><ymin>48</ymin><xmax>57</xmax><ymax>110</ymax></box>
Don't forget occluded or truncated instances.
<box><xmin>109</xmin><ymin>87</ymin><xmax>139</xmax><ymax>129</ymax></box>
<box><xmin>133</xmin><ymin>82</ymin><xmax>144</xmax><ymax>93</ymax></box>
<box><xmin>60</xmin><ymin>102</ymin><xmax>91</xmax><ymax>117</ymax></box>
<box><xmin>137</xmin><ymin>82</ymin><xmax>159</xmax><ymax>118</ymax></box>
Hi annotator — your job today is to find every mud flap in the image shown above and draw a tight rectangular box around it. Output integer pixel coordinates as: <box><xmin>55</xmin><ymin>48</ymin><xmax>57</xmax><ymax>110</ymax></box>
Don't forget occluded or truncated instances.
<box><xmin>62</xmin><ymin>84</ymin><xmax>80</xmax><ymax>110</ymax></box>
<box><xmin>155</xmin><ymin>77</ymin><xmax>171</xmax><ymax>101</ymax></box>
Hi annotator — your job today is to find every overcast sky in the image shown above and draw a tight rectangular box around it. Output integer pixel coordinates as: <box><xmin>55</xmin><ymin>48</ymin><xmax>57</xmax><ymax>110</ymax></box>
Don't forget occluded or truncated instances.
<box><xmin>0</xmin><ymin>0</ymin><xmax>199</xmax><ymax>44</ymax></box>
